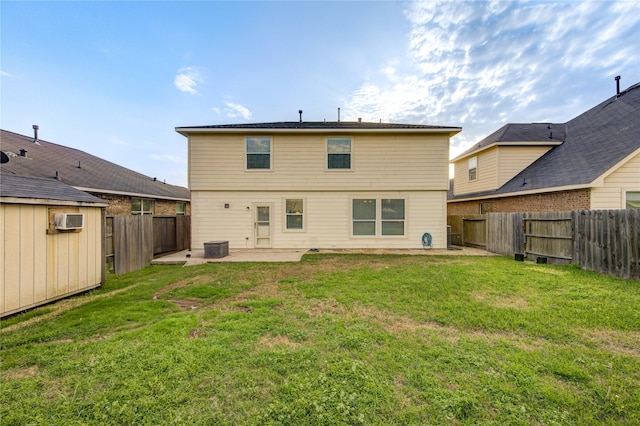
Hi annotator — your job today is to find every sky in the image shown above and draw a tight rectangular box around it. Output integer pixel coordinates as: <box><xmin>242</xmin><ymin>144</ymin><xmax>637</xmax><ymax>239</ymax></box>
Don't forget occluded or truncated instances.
<box><xmin>2</xmin><ymin>1</ymin><xmax>639</xmax><ymax>188</ymax></box>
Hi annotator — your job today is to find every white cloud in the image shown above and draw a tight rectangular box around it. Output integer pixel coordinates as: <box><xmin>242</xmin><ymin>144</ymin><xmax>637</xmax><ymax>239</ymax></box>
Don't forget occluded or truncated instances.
<box><xmin>343</xmin><ymin>0</ymin><xmax>640</xmax><ymax>157</ymax></box>
<box><xmin>220</xmin><ymin>102</ymin><xmax>252</xmax><ymax>120</ymax></box>
<box><xmin>174</xmin><ymin>67</ymin><xmax>202</xmax><ymax>94</ymax></box>
<box><xmin>1</xmin><ymin>70</ymin><xmax>16</xmax><ymax>78</ymax></box>
<box><xmin>151</xmin><ymin>154</ymin><xmax>185</xmax><ymax>165</ymax></box>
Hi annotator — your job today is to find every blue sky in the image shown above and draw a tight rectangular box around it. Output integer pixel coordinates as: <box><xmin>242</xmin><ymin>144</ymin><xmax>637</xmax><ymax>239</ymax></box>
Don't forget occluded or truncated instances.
<box><xmin>2</xmin><ymin>1</ymin><xmax>639</xmax><ymax>187</ymax></box>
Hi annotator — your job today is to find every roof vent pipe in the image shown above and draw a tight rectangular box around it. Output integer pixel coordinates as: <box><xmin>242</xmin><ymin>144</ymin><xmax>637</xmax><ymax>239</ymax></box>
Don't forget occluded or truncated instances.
<box><xmin>338</xmin><ymin>108</ymin><xmax>341</xmax><ymax>123</ymax></box>
<box><xmin>33</xmin><ymin>125</ymin><xmax>39</xmax><ymax>144</ymax></box>
<box><xmin>298</xmin><ymin>109</ymin><xmax>303</xmax><ymax>123</ymax></box>
<box><xmin>19</xmin><ymin>149</ymin><xmax>28</xmax><ymax>157</ymax></box>
<box><xmin>615</xmin><ymin>75</ymin><xmax>621</xmax><ymax>96</ymax></box>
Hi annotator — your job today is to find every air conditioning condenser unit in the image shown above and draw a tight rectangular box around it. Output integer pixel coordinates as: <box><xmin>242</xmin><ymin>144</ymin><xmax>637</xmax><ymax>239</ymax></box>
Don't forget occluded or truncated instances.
<box><xmin>54</xmin><ymin>213</ymin><xmax>84</xmax><ymax>230</ymax></box>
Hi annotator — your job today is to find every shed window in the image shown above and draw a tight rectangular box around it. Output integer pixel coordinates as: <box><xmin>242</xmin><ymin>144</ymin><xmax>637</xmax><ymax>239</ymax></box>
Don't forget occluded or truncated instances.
<box><xmin>626</xmin><ymin>192</ymin><xmax>640</xmax><ymax>209</ymax></box>
<box><xmin>327</xmin><ymin>138</ymin><xmax>351</xmax><ymax>169</ymax></box>
<box><xmin>468</xmin><ymin>156</ymin><xmax>477</xmax><ymax>181</ymax></box>
<box><xmin>131</xmin><ymin>198</ymin><xmax>154</xmax><ymax>215</ymax></box>
<box><xmin>246</xmin><ymin>137</ymin><xmax>271</xmax><ymax>169</ymax></box>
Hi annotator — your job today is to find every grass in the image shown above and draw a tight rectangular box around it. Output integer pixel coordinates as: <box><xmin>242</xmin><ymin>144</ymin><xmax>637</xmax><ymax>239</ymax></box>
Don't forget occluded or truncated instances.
<box><xmin>2</xmin><ymin>254</ymin><xmax>639</xmax><ymax>425</ymax></box>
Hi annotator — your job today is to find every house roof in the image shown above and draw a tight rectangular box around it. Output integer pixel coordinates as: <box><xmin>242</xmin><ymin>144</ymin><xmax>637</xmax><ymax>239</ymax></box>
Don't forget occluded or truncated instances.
<box><xmin>1</xmin><ymin>174</ymin><xmax>107</xmax><ymax>205</ymax></box>
<box><xmin>450</xmin><ymin>82</ymin><xmax>640</xmax><ymax>200</ymax></box>
<box><xmin>451</xmin><ymin>122</ymin><xmax>566</xmax><ymax>161</ymax></box>
<box><xmin>176</xmin><ymin>121</ymin><xmax>461</xmax><ymax>136</ymax></box>
<box><xmin>1</xmin><ymin>129</ymin><xmax>190</xmax><ymax>201</ymax></box>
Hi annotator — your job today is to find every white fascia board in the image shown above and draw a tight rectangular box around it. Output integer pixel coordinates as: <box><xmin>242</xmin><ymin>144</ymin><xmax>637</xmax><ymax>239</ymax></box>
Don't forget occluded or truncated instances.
<box><xmin>0</xmin><ymin>197</ymin><xmax>108</xmax><ymax>207</ymax></box>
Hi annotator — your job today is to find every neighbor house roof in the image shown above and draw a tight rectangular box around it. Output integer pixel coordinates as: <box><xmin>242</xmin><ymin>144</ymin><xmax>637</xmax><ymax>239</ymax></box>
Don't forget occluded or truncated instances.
<box><xmin>451</xmin><ymin>122</ymin><xmax>566</xmax><ymax>162</ymax></box>
<box><xmin>450</xmin><ymin>82</ymin><xmax>640</xmax><ymax>200</ymax></box>
<box><xmin>0</xmin><ymin>174</ymin><xmax>107</xmax><ymax>205</ymax></box>
<box><xmin>1</xmin><ymin>129</ymin><xmax>190</xmax><ymax>201</ymax></box>
<box><xmin>176</xmin><ymin>121</ymin><xmax>461</xmax><ymax>136</ymax></box>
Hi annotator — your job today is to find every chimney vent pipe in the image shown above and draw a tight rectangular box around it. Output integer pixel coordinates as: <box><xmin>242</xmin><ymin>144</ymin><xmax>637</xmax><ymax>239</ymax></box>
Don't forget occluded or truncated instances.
<box><xmin>615</xmin><ymin>75</ymin><xmax>621</xmax><ymax>95</ymax></box>
<box><xmin>298</xmin><ymin>109</ymin><xmax>303</xmax><ymax>123</ymax></box>
<box><xmin>32</xmin><ymin>125</ymin><xmax>39</xmax><ymax>143</ymax></box>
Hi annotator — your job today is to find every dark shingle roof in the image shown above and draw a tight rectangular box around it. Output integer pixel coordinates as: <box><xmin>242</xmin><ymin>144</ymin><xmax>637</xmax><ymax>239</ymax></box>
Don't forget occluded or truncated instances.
<box><xmin>0</xmin><ymin>130</ymin><xmax>190</xmax><ymax>201</ymax></box>
<box><xmin>451</xmin><ymin>82</ymin><xmax>640</xmax><ymax>199</ymax></box>
<box><xmin>177</xmin><ymin>121</ymin><xmax>461</xmax><ymax>132</ymax></box>
<box><xmin>453</xmin><ymin>123</ymin><xmax>566</xmax><ymax>160</ymax></box>
<box><xmin>499</xmin><ymin>82</ymin><xmax>640</xmax><ymax>194</ymax></box>
<box><xmin>1</xmin><ymin>174</ymin><xmax>106</xmax><ymax>204</ymax></box>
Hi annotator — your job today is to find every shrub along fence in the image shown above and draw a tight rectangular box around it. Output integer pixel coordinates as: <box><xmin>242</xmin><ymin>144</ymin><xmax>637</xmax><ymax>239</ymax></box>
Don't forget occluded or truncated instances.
<box><xmin>105</xmin><ymin>215</ymin><xmax>190</xmax><ymax>275</ymax></box>
<box><xmin>448</xmin><ymin>209</ymin><xmax>639</xmax><ymax>279</ymax></box>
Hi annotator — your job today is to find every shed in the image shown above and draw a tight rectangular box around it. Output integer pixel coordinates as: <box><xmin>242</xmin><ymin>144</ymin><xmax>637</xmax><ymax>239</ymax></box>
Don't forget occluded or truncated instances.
<box><xmin>1</xmin><ymin>174</ymin><xmax>108</xmax><ymax>317</ymax></box>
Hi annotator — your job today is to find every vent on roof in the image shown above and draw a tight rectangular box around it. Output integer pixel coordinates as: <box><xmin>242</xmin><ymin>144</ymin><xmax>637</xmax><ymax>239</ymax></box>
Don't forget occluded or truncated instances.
<box><xmin>299</xmin><ymin>109</ymin><xmax>303</xmax><ymax>123</ymax></box>
<box><xmin>33</xmin><ymin>125</ymin><xmax>39</xmax><ymax>144</ymax></box>
<box><xmin>615</xmin><ymin>76</ymin><xmax>621</xmax><ymax>96</ymax></box>
<box><xmin>54</xmin><ymin>213</ymin><xmax>84</xmax><ymax>230</ymax></box>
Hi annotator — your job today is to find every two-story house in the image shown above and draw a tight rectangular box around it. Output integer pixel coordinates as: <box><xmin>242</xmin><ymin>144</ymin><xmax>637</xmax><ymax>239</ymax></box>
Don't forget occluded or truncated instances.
<box><xmin>448</xmin><ymin>81</ymin><xmax>640</xmax><ymax>214</ymax></box>
<box><xmin>176</xmin><ymin>121</ymin><xmax>461</xmax><ymax>250</ymax></box>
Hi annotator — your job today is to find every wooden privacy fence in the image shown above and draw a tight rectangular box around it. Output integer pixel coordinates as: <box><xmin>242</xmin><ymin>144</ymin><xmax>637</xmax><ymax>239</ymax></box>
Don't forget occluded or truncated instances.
<box><xmin>448</xmin><ymin>209</ymin><xmax>639</xmax><ymax>279</ymax></box>
<box><xmin>106</xmin><ymin>215</ymin><xmax>191</xmax><ymax>275</ymax></box>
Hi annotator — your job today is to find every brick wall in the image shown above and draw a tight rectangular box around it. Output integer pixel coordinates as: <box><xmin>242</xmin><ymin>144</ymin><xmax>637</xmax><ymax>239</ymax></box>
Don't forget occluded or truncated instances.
<box><xmin>448</xmin><ymin>189</ymin><xmax>591</xmax><ymax>215</ymax></box>
<box><xmin>87</xmin><ymin>192</ymin><xmax>191</xmax><ymax>216</ymax></box>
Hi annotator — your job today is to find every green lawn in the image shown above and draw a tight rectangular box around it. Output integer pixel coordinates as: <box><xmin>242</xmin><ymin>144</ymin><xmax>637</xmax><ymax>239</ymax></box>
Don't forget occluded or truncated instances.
<box><xmin>2</xmin><ymin>254</ymin><xmax>639</xmax><ymax>425</ymax></box>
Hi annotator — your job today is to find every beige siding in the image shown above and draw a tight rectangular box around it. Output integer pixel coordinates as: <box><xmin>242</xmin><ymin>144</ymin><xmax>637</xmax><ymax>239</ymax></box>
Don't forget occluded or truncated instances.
<box><xmin>189</xmin><ymin>134</ymin><xmax>450</xmax><ymax>192</ymax></box>
<box><xmin>496</xmin><ymin>146</ymin><xmax>553</xmax><ymax>187</ymax></box>
<box><xmin>1</xmin><ymin>204</ymin><xmax>103</xmax><ymax>317</ymax></box>
<box><xmin>191</xmin><ymin>190</ymin><xmax>448</xmax><ymax>249</ymax></box>
<box><xmin>453</xmin><ymin>148</ymin><xmax>498</xmax><ymax>195</ymax></box>
<box><xmin>591</xmin><ymin>152</ymin><xmax>640</xmax><ymax>209</ymax></box>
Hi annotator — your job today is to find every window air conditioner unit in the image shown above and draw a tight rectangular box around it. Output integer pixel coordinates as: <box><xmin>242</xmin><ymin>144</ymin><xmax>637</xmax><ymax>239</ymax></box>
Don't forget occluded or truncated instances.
<box><xmin>54</xmin><ymin>213</ymin><xmax>84</xmax><ymax>230</ymax></box>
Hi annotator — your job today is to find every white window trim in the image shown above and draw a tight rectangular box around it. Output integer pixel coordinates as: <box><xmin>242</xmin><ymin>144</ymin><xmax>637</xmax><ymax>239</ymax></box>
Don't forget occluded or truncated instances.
<box><xmin>350</xmin><ymin>197</ymin><xmax>408</xmax><ymax>238</ymax></box>
<box><xmin>245</xmin><ymin>136</ymin><xmax>273</xmax><ymax>171</ymax></box>
<box><xmin>131</xmin><ymin>197</ymin><xmax>154</xmax><ymax>215</ymax></box>
<box><xmin>625</xmin><ymin>190</ymin><xmax>640</xmax><ymax>209</ymax></box>
<box><xmin>283</xmin><ymin>198</ymin><xmax>306</xmax><ymax>232</ymax></box>
<box><xmin>468</xmin><ymin>156</ymin><xmax>478</xmax><ymax>181</ymax></box>
<box><xmin>326</xmin><ymin>137</ymin><xmax>354</xmax><ymax>171</ymax></box>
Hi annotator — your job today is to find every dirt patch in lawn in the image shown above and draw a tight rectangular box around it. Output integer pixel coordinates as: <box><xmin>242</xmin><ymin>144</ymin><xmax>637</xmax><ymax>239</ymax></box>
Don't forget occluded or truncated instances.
<box><xmin>472</xmin><ymin>293</ymin><xmax>531</xmax><ymax>310</ymax></box>
<box><xmin>582</xmin><ymin>328</ymin><xmax>640</xmax><ymax>359</ymax></box>
<box><xmin>152</xmin><ymin>275</ymin><xmax>211</xmax><ymax>300</ymax></box>
<box><xmin>258</xmin><ymin>333</ymin><xmax>299</xmax><ymax>349</ymax></box>
<box><xmin>3</xmin><ymin>365</ymin><xmax>38</xmax><ymax>380</ymax></box>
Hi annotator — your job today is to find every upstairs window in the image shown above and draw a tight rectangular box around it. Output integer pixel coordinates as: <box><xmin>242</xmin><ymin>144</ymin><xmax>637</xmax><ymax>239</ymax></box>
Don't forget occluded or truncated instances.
<box><xmin>626</xmin><ymin>192</ymin><xmax>640</xmax><ymax>209</ymax></box>
<box><xmin>327</xmin><ymin>138</ymin><xmax>351</xmax><ymax>169</ymax></box>
<box><xmin>285</xmin><ymin>199</ymin><xmax>304</xmax><ymax>230</ymax></box>
<box><xmin>131</xmin><ymin>198</ymin><xmax>154</xmax><ymax>215</ymax></box>
<box><xmin>468</xmin><ymin>156</ymin><xmax>477</xmax><ymax>181</ymax></box>
<box><xmin>246</xmin><ymin>137</ymin><xmax>271</xmax><ymax>169</ymax></box>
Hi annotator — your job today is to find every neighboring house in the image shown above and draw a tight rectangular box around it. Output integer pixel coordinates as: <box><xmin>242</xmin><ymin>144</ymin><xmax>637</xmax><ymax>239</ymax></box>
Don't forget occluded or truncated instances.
<box><xmin>449</xmin><ymin>82</ymin><xmax>640</xmax><ymax>214</ymax></box>
<box><xmin>1</xmin><ymin>174</ymin><xmax>107</xmax><ymax>317</ymax></box>
<box><xmin>176</xmin><ymin>121</ymin><xmax>461</xmax><ymax>250</ymax></box>
<box><xmin>1</xmin><ymin>128</ymin><xmax>191</xmax><ymax>216</ymax></box>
